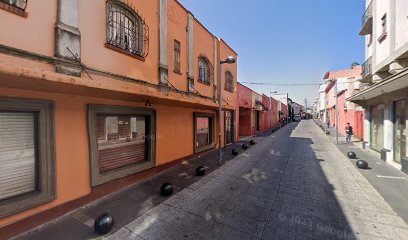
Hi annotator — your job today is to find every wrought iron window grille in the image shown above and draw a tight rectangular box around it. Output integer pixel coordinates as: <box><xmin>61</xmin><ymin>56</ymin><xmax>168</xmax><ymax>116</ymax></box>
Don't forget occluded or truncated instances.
<box><xmin>198</xmin><ymin>56</ymin><xmax>213</xmax><ymax>85</ymax></box>
<box><xmin>225</xmin><ymin>70</ymin><xmax>234</xmax><ymax>92</ymax></box>
<box><xmin>106</xmin><ymin>0</ymin><xmax>149</xmax><ymax>58</ymax></box>
<box><xmin>0</xmin><ymin>0</ymin><xmax>27</xmax><ymax>10</ymax></box>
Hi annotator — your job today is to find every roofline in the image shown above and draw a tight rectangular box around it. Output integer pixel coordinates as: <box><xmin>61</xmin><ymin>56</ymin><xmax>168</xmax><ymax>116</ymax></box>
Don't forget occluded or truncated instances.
<box><xmin>219</xmin><ymin>38</ymin><xmax>238</xmax><ymax>56</ymax></box>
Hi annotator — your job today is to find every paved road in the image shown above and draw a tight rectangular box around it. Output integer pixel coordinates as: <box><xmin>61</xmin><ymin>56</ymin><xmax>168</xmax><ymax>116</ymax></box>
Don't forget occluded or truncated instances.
<box><xmin>106</xmin><ymin>120</ymin><xmax>408</xmax><ymax>240</ymax></box>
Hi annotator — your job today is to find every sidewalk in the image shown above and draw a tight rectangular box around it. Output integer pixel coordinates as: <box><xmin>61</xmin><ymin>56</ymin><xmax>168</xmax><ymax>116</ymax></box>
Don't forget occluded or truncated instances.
<box><xmin>10</xmin><ymin>125</ymin><xmax>290</xmax><ymax>240</ymax></box>
<box><xmin>316</xmin><ymin>120</ymin><xmax>408</xmax><ymax>224</ymax></box>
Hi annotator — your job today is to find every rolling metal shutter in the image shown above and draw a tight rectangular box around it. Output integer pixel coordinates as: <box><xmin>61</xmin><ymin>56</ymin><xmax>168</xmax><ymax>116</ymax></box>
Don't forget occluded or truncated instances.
<box><xmin>0</xmin><ymin>112</ymin><xmax>36</xmax><ymax>200</ymax></box>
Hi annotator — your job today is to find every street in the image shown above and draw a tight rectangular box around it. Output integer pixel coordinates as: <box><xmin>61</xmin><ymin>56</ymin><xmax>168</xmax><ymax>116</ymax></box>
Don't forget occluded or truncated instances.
<box><xmin>105</xmin><ymin>120</ymin><xmax>408</xmax><ymax>240</ymax></box>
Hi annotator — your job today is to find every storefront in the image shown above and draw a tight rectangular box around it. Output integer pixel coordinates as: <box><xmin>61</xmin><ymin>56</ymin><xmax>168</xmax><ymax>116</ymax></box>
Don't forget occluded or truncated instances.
<box><xmin>371</xmin><ymin>104</ymin><xmax>384</xmax><ymax>152</ymax></box>
<box><xmin>394</xmin><ymin>99</ymin><xmax>407</xmax><ymax>164</ymax></box>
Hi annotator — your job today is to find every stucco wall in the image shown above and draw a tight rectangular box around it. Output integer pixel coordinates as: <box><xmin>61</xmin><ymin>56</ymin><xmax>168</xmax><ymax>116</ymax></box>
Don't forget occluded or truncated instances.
<box><xmin>0</xmin><ymin>86</ymin><xmax>217</xmax><ymax>227</ymax></box>
<box><xmin>0</xmin><ymin>0</ymin><xmax>56</xmax><ymax>57</ymax></box>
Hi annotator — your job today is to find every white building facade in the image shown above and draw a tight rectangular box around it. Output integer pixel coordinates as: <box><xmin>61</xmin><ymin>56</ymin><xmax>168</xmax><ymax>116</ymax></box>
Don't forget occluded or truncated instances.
<box><xmin>350</xmin><ymin>0</ymin><xmax>408</xmax><ymax>174</ymax></box>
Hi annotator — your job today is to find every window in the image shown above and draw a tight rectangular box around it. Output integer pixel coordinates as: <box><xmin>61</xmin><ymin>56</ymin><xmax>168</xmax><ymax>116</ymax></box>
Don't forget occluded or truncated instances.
<box><xmin>106</xmin><ymin>0</ymin><xmax>149</xmax><ymax>59</ymax></box>
<box><xmin>225</xmin><ymin>70</ymin><xmax>234</xmax><ymax>92</ymax></box>
<box><xmin>0</xmin><ymin>0</ymin><xmax>27</xmax><ymax>17</ymax></box>
<box><xmin>378</xmin><ymin>14</ymin><xmax>387</xmax><ymax>42</ymax></box>
<box><xmin>174</xmin><ymin>40</ymin><xmax>181</xmax><ymax>73</ymax></box>
<box><xmin>0</xmin><ymin>98</ymin><xmax>55</xmax><ymax>218</ymax></box>
<box><xmin>88</xmin><ymin>105</ymin><xmax>156</xmax><ymax>187</ymax></box>
<box><xmin>198</xmin><ymin>57</ymin><xmax>212</xmax><ymax>85</ymax></box>
<box><xmin>194</xmin><ymin>113</ymin><xmax>214</xmax><ymax>153</ymax></box>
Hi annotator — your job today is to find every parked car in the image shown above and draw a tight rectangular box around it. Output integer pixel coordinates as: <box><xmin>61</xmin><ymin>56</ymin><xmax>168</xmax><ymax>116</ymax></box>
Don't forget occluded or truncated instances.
<box><xmin>293</xmin><ymin>115</ymin><xmax>301</xmax><ymax>122</ymax></box>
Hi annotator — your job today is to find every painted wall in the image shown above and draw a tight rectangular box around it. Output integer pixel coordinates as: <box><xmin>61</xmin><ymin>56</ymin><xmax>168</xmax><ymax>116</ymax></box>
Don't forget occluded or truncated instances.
<box><xmin>374</xmin><ymin>0</ymin><xmax>390</xmax><ymax>65</ymax></box>
<box><xmin>0</xmin><ymin>0</ymin><xmax>56</xmax><ymax>57</ymax></box>
<box><xmin>79</xmin><ymin>0</ymin><xmax>160</xmax><ymax>84</ymax></box>
<box><xmin>0</xmin><ymin>86</ymin><xmax>219</xmax><ymax>227</ymax></box>
<box><xmin>395</xmin><ymin>0</ymin><xmax>408</xmax><ymax>50</ymax></box>
<box><xmin>167</xmin><ymin>0</ymin><xmax>189</xmax><ymax>91</ymax></box>
<box><xmin>193</xmin><ymin>20</ymin><xmax>216</xmax><ymax>99</ymax></box>
<box><xmin>262</xmin><ymin>94</ymin><xmax>271</xmax><ymax>132</ymax></box>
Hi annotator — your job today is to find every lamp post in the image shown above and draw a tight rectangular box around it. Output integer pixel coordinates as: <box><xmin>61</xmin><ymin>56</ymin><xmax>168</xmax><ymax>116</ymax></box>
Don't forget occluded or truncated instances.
<box><xmin>218</xmin><ymin>56</ymin><xmax>236</xmax><ymax>165</ymax></box>
<box><xmin>269</xmin><ymin>91</ymin><xmax>277</xmax><ymax>132</ymax></box>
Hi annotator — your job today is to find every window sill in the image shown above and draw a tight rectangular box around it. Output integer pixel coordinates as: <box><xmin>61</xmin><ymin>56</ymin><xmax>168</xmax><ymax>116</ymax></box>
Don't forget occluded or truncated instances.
<box><xmin>225</xmin><ymin>88</ymin><xmax>234</xmax><ymax>93</ymax></box>
<box><xmin>377</xmin><ymin>32</ymin><xmax>387</xmax><ymax>43</ymax></box>
<box><xmin>197</xmin><ymin>79</ymin><xmax>211</xmax><ymax>86</ymax></box>
<box><xmin>0</xmin><ymin>2</ymin><xmax>27</xmax><ymax>17</ymax></box>
<box><xmin>173</xmin><ymin>70</ymin><xmax>182</xmax><ymax>75</ymax></box>
<box><xmin>105</xmin><ymin>43</ymin><xmax>145</xmax><ymax>61</ymax></box>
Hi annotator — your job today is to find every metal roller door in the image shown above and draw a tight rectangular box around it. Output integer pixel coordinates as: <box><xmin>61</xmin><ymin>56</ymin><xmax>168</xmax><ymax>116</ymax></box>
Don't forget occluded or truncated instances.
<box><xmin>0</xmin><ymin>112</ymin><xmax>36</xmax><ymax>200</ymax></box>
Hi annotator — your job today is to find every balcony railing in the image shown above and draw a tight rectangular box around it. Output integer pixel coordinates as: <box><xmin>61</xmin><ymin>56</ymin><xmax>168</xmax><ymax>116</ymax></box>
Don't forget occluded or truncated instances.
<box><xmin>359</xmin><ymin>1</ymin><xmax>373</xmax><ymax>35</ymax></box>
<box><xmin>361</xmin><ymin>57</ymin><xmax>373</xmax><ymax>82</ymax></box>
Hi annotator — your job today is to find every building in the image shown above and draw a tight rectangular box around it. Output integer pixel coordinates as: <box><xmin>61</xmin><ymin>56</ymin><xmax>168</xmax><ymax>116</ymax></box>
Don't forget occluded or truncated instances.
<box><xmin>349</xmin><ymin>0</ymin><xmax>408</xmax><ymax>173</ymax></box>
<box><xmin>323</xmin><ymin>66</ymin><xmax>363</xmax><ymax>139</ymax></box>
<box><xmin>237</xmin><ymin>83</ymin><xmax>281</xmax><ymax>137</ymax></box>
<box><xmin>0</xmin><ymin>0</ymin><xmax>238</xmax><ymax>235</ymax></box>
<box><xmin>317</xmin><ymin>83</ymin><xmax>327</xmax><ymax>121</ymax></box>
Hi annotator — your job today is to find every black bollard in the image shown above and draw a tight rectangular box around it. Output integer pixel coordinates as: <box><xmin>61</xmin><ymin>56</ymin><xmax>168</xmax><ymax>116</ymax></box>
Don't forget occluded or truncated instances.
<box><xmin>250</xmin><ymin>140</ymin><xmax>255</xmax><ymax>145</ymax></box>
<box><xmin>242</xmin><ymin>144</ymin><xmax>248</xmax><ymax>150</ymax></box>
<box><xmin>94</xmin><ymin>213</ymin><xmax>114</xmax><ymax>235</ymax></box>
<box><xmin>160</xmin><ymin>183</ymin><xmax>174</xmax><ymax>196</ymax></box>
<box><xmin>356</xmin><ymin>160</ymin><xmax>368</xmax><ymax>169</ymax></box>
<box><xmin>347</xmin><ymin>151</ymin><xmax>357</xmax><ymax>159</ymax></box>
<box><xmin>232</xmin><ymin>149</ymin><xmax>239</xmax><ymax>155</ymax></box>
<box><xmin>196</xmin><ymin>166</ymin><xmax>206</xmax><ymax>176</ymax></box>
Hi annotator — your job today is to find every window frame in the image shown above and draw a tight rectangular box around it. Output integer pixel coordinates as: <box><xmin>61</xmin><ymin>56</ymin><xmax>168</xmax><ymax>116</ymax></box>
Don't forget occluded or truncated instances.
<box><xmin>105</xmin><ymin>0</ymin><xmax>148</xmax><ymax>60</ymax></box>
<box><xmin>88</xmin><ymin>104</ymin><xmax>156</xmax><ymax>187</ymax></box>
<box><xmin>378</xmin><ymin>14</ymin><xmax>387</xmax><ymax>42</ymax></box>
<box><xmin>225</xmin><ymin>70</ymin><xmax>234</xmax><ymax>93</ymax></box>
<box><xmin>174</xmin><ymin>40</ymin><xmax>181</xmax><ymax>74</ymax></box>
<box><xmin>0</xmin><ymin>97</ymin><xmax>55</xmax><ymax>218</ymax></box>
<box><xmin>0</xmin><ymin>0</ymin><xmax>28</xmax><ymax>17</ymax></box>
<box><xmin>198</xmin><ymin>57</ymin><xmax>212</xmax><ymax>85</ymax></box>
<box><xmin>193</xmin><ymin>112</ymin><xmax>215</xmax><ymax>153</ymax></box>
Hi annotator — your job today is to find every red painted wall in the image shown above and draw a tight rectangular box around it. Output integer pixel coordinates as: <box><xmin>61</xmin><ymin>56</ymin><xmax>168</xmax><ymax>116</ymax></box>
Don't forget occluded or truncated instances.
<box><xmin>238</xmin><ymin>84</ymin><xmax>253</xmax><ymax>136</ymax></box>
<box><xmin>261</xmin><ymin>95</ymin><xmax>271</xmax><ymax>132</ymax></box>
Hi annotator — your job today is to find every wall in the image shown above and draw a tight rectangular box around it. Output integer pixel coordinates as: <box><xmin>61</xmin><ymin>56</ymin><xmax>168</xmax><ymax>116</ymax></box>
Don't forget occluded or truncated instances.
<box><xmin>193</xmin><ymin>20</ymin><xmax>215</xmax><ymax>99</ymax></box>
<box><xmin>167</xmin><ymin>0</ymin><xmax>189</xmax><ymax>91</ymax></box>
<box><xmin>374</xmin><ymin>0</ymin><xmax>390</xmax><ymax>65</ymax></box>
<box><xmin>0</xmin><ymin>86</ymin><xmax>218</xmax><ymax>227</ymax></box>
<box><xmin>262</xmin><ymin>95</ymin><xmax>271</xmax><ymax>132</ymax></box>
<box><xmin>0</xmin><ymin>0</ymin><xmax>56</xmax><ymax>57</ymax></box>
<box><xmin>79</xmin><ymin>0</ymin><xmax>160</xmax><ymax>84</ymax></box>
<box><xmin>395</xmin><ymin>0</ymin><xmax>408</xmax><ymax>50</ymax></box>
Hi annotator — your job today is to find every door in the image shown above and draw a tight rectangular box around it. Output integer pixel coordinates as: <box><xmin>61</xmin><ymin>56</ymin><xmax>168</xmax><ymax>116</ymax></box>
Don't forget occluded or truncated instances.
<box><xmin>371</xmin><ymin>104</ymin><xmax>384</xmax><ymax>152</ymax></box>
<box><xmin>256</xmin><ymin>111</ymin><xmax>260</xmax><ymax>131</ymax></box>
<box><xmin>394</xmin><ymin>100</ymin><xmax>406</xmax><ymax>164</ymax></box>
<box><xmin>225</xmin><ymin>111</ymin><xmax>234</xmax><ymax>144</ymax></box>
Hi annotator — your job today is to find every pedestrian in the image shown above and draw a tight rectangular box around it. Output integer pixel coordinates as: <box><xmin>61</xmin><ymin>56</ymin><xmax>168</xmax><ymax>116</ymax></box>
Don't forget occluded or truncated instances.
<box><xmin>345</xmin><ymin>123</ymin><xmax>353</xmax><ymax>143</ymax></box>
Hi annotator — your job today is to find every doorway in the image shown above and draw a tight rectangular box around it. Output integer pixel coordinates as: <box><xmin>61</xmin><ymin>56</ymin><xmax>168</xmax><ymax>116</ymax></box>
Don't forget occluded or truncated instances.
<box><xmin>394</xmin><ymin>100</ymin><xmax>406</xmax><ymax>164</ymax></box>
<box><xmin>225</xmin><ymin>111</ymin><xmax>235</xmax><ymax>144</ymax></box>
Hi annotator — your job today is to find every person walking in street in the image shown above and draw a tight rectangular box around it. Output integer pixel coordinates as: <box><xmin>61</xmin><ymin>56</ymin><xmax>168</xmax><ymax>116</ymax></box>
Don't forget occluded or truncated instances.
<box><xmin>345</xmin><ymin>123</ymin><xmax>353</xmax><ymax>143</ymax></box>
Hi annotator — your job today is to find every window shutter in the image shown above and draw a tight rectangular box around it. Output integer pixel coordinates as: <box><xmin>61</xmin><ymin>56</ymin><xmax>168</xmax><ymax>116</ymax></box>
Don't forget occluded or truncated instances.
<box><xmin>0</xmin><ymin>112</ymin><xmax>36</xmax><ymax>201</ymax></box>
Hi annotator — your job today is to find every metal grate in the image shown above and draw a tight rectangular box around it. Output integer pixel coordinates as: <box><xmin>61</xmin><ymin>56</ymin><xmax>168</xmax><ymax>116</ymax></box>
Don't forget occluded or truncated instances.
<box><xmin>106</xmin><ymin>0</ymin><xmax>149</xmax><ymax>58</ymax></box>
<box><xmin>0</xmin><ymin>0</ymin><xmax>27</xmax><ymax>10</ymax></box>
<box><xmin>362</xmin><ymin>57</ymin><xmax>372</xmax><ymax>78</ymax></box>
<box><xmin>198</xmin><ymin>57</ymin><xmax>212</xmax><ymax>84</ymax></box>
<box><xmin>174</xmin><ymin>40</ymin><xmax>181</xmax><ymax>73</ymax></box>
<box><xmin>225</xmin><ymin>71</ymin><xmax>234</xmax><ymax>92</ymax></box>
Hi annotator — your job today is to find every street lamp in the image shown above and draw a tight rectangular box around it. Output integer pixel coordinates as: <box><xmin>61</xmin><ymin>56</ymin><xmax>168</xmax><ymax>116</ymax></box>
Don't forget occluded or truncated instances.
<box><xmin>219</xmin><ymin>56</ymin><xmax>236</xmax><ymax>165</ymax></box>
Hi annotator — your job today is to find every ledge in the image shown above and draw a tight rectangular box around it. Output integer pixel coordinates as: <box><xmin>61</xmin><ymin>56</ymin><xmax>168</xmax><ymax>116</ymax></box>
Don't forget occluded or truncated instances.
<box><xmin>0</xmin><ymin>2</ymin><xmax>27</xmax><ymax>17</ymax></box>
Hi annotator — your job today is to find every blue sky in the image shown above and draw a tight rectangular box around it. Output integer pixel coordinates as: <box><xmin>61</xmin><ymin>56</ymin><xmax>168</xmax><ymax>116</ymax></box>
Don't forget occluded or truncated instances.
<box><xmin>178</xmin><ymin>0</ymin><xmax>365</xmax><ymax>105</ymax></box>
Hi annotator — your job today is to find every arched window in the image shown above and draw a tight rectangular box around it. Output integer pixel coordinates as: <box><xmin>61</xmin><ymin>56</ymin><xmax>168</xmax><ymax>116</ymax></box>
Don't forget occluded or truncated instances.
<box><xmin>106</xmin><ymin>0</ymin><xmax>149</xmax><ymax>58</ymax></box>
<box><xmin>225</xmin><ymin>70</ymin><xmax>234</xmax><ymax>92</ymax></box>
<box><xmin>198</xmin><ymin>57</ymin><xmax>212</xmax><ymax>84</ymax></box>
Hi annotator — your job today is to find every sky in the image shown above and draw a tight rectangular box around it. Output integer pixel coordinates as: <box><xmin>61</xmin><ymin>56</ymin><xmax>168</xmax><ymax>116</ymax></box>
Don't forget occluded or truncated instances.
<box><xmin>178</xmin><ymin>0</ymin><xmax>365</xmax><ymax>106</ymax></box>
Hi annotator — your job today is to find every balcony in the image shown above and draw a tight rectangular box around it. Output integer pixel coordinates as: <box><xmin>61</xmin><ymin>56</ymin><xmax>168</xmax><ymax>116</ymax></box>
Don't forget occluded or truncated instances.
<box><xmin>359</xmin><ymin>1</ymin><xmax>373</xmax><ymax>35</ymax></box>
<box><xmin>361</xmin><ymin>57</ymin><xmax>373</xmax><ymax>83</ymax></box>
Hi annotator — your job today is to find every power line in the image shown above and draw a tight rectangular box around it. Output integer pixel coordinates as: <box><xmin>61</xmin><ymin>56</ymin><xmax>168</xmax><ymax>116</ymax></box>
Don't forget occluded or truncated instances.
<box><xmin>239</xmin><ymin>82</ymin><xmax>321</xmax><ymax>86</ymax></box>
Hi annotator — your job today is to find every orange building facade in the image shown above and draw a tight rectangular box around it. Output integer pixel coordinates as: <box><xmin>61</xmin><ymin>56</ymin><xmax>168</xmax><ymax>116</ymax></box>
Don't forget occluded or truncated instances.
<box><xmin>0</xmin><ymin>0</ymin><xmax>238</xmax><ymax>234</ymax></box>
